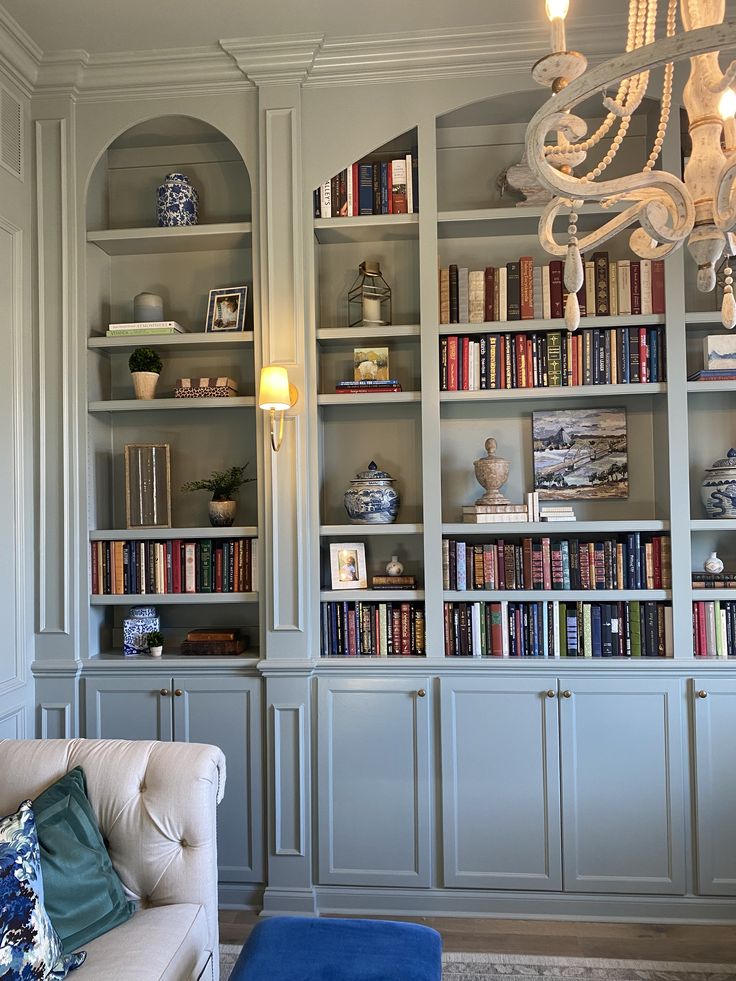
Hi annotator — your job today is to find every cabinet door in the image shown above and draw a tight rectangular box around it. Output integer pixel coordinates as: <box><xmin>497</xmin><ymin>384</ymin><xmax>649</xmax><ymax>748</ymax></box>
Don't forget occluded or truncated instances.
<box><xmin>173</xmin><ymin>676</ymin><xmax>263</xmax><ymax>884</ymax></box>
<box><xmin>559</xmin><ymin>677</ymin><xmax>685</xmax><ymax>894</ymax></box>
<box><xmin>317</xmin><ymin>677</ymin><xmax>431</xmax><ymax>887</ymax></box>
<box><xmin>84</xmin><ymin>675</ymin><xmax>173</xmax><ymax>741</ymax></box>
<box><xmin>440</xmin><ymin>677</ymin><xmax>561</xmax><ymax>890</ymax></box>
<box><xmin>693</xmin><ymin>678</ymin><xmax>736</xmax><ymax>895</ymax></box>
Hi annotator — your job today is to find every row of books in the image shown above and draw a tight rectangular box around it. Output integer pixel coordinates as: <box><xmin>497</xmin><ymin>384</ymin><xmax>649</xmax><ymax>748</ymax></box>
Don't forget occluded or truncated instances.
<box><xmin>693</xmin><ymin>601</ymin><xmax>736</xmax><ymax>657</ymax></box>
<box><xmin>438</xmin><ymin>254</ymin><xmax>665</xmax><ymax>325</ymax></box>
<box><xmin>320</xmin><ymin>601</ymin><xmax>425</xmax><ymax>657</ymax></box>
<box><xmin>442</xmin><ymin>535</ymin><xmax>671</xmax><ymax>592</ymax></box>
<box><xmin>444</xmin><ymin>600</ymin><xmax>672</xmax><ymax>658</ymax></box>
<box><xmin>692</xmin><ymin>572</ymin><xmax>736</xmax><ymax>589</ymax></box>
<box><xmin>314</xmin><ymin>153</ymin><xmax>419</xmax><ymax>219</ymax></box>
<box><xmin>90</xmin><ymin>538</ymin><xmax>255</xmax><ymax>596</ymax></box>
<box><xmin>439</xmin><ymin>326</ymin><xmax>666</xmax><ymax>391</ymax></box>
<box><xmin>334</xmin><ymin>379</ymin><xmax>403</xmax><ymax>394</ymax></box>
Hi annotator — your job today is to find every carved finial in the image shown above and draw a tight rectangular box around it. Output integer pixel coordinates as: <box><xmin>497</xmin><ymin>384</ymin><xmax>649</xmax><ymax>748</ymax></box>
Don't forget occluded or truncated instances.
<box><xmin>485</xmin><ymin>437</ymin><xmax>497</xmax><ymax>456</ymax></box>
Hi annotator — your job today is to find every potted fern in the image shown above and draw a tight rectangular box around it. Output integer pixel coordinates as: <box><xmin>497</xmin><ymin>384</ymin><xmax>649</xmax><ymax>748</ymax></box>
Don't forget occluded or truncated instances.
<box><xmin>146</xmin><ymin>630</ymin><xmax>164</xmax><ymax>658</ymax></box>
<box><xmin>129</xmin><ymin>347</ymin><xmax>162</xmax><ymax>399</ymax></box>
<box><xmin>181</xmin><ymin>463</ymin><xmax>255</xmax><ymax>527</ymax></box>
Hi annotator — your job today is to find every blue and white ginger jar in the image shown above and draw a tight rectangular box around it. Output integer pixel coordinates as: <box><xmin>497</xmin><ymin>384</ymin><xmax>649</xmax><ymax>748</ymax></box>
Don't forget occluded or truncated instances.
<box><xmin>123</xmin><ymin>606</ymin><xmax>160</xmax><ymax>656</ymax></box>
<box><xmin>157</xmin><ymin>172</ymin><xmax>199</xmax><ymax>227</ymax></box>
<box><xmin>344</xmin><ymin>460</ymin><xmax>399</xmax><ymax>524</ymax></box>
<box><xmin>702</xmin><ymin>448</ymin><xmax>736</xmax><ymax>518</ymax></box>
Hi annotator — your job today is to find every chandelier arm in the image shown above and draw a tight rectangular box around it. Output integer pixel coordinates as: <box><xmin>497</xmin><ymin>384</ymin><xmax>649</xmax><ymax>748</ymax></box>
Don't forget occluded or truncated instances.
<box><xmin>539</xmin><ymin>198</ymin><xmax>684</xmax><ymax>258</ymax></box>
<box><xmin>714</xmin><ymin>157</ymin><xmax>736</xmax><ymax>232</ymax></box>
<box><xmin>705</xmin><ymin>59</ymin><xmax>736</xmax><ymax>93</ymax></box>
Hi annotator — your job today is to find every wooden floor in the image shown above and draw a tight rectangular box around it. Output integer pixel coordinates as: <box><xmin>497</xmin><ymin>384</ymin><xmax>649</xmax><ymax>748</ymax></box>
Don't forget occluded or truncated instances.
<box><xmin>219</xmin><ymin>910</ymin><xmax>736</xmax><ymax>964</ymax></box>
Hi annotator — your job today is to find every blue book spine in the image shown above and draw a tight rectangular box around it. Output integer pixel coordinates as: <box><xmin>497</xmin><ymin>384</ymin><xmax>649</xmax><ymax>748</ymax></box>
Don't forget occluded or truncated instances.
<box><xmin>411</xmin><ymin>148</ymin><xmax>419</xmax><ymax>213</ymax></box>
<box><xmin>531</xmin><ymin>603</ymin><xmax>541</xmax><ymax>657</ymax></box>
<box><xmin>634</xmin><ymin>531</ymin><xmax>642</xmax><ymax>589</ymax></box>
<box><xmin>621</xmin><ymin>329</ymin><xmax>630</xmax><ymax>382</ymax></box>
<box><xmin>561</xmin><ymin>540</ymin><xmax>571</xmax><ymax>590</ymax></box>
<box><xmin>591</xmin><ymin>604</ymin><xmax>603</xmax><ymax>656</ymax></box>
<box><xmin>648</xmin><ymin>327</ymin><xmax>659</xmax><ymax>380</ymax></box>
<box><xmin>380</xmin><ymin>161</ymin><xmax>389</xmax><ymax>214</ymax></box>
<box><xmin>358</xmin><ymin>163</ymin><xmax>373</xmax><ymax>215</ymax></box>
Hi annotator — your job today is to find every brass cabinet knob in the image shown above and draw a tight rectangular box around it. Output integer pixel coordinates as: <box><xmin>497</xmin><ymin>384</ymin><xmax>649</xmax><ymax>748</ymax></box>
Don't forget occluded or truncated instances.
<box><xmin>174</xmin><ymin>689</ymin><xmax>183</xmax><ymax>697</ymax></box>
<box><xmin>697</xmin><ymin>690</ymin><xmax>708</xmax><ymax>699</ymax></box>
<box><xmin>561</xmin><ymin>690</ymin><xmax>572</xmax><ymax>698</ymax></box>
<box><xmin>546</xmin><ymin>690</ymin><xmax>556</xmax><ymax>698</ymax></box>
<box><xmin>417</xmin><ymin>689</ymin><xmax>426</xmax><ymax>698</ymax></box>
<box><xmin>159</xmin><ymin>688</ymin><xmax>170</xmax><ymax>697</ymax></box>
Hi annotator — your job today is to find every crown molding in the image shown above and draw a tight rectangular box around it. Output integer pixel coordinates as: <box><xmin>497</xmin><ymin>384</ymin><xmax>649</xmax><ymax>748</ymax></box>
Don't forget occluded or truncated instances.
<box><xmin>34</xmin><ymin>44</ymin><xmax>249</xmax><ymax>101</ymax></box>
<box><xmin>0</xmin><ymin>3</ymin><xmax>41</xmax><ymax>96</ymax></box>
<box><xmin>220</xmin><ymin>34</ymin><xmax>323</xmax><ymax>85</ymax></box>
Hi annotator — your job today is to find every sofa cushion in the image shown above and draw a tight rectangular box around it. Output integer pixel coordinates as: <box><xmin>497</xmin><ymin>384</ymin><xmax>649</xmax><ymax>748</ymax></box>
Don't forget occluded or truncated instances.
<box><xmin>0</xmin><ymin>800</ymin><xmax>87</xmax><ymax>979</ymax></box>
<box><xmin>34</xmin><ymin>767</ymin><xmax>134</xmax><ymax>954</ymax></box>
<box><xmin>69</xmin><ymin>903</ymin><xmax>209</xmax><ymax>981</ymax></box>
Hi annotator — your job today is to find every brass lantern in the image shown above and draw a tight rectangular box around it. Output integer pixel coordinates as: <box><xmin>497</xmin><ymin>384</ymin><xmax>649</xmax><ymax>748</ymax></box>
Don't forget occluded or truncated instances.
<box><xmin>348</xmin><ymin>261</ymin><xmax>392</xmax><ymax>328</ymax></box>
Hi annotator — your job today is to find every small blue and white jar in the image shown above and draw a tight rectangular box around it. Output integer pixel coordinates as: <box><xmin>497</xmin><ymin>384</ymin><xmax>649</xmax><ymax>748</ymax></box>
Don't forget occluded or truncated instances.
<box><xmin>156</xmin><ymin>172</ymin><xmax>199</xmax><ymax>227</ymax></box>
<box><xmin>122</xmin><ymin>606</ymin><xmax>160</xmax><ymax>657</ymax></box>
<box><xmin>344</xmin><ymin>460</ymin><xmax>400</xmax><ymax>524</ymax></box>
<box><xmin>702</xmin><ymin>448</ymin><xmax>736</xmax><ymax>518</ymax></box>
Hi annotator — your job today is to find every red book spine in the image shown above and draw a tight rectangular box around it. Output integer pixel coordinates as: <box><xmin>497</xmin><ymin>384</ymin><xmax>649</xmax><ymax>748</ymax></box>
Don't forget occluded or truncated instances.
<box><xmin>91</xmin><ymin>542</ymin><xmax>98</xmax><ymax>594</ymax></box>
<box><xmin>391</xmin><ymin>606</ymin><xmax>402</xmax><ymax>654</ymax></box>
<box><xmin>515</xmin><ymin>334</ymin><xmax>526</xmax><ymax>387</ymax></box>
<box><xmin>549</xmin><ymin>261</ymin><xmax>564</xmax><ymax>318</ymax></box>
<box><xmin>401</xmin><ymin>603</ymin><xmax>411</xmax><ymax>654</ymax></box>
<box><xmin>484</xmin><ymin>267</ymin><xmax>496</xmax><ymax>321</ymax></box>
<box><xmin>490</xmin><ymin>603</ymin><xmax>503</xmax><ymax>656</ymax></box>
<box><xmin>447</xmin><ymin>336</ymin><xmax>458</xmax><ymax>390</ymax></box>
<box><xmin>352</xmin><ymin>163</ymin><xmax>359</xmax><ymax>217</ymax></box>
<box><xmin>522</xmin><ymin>538</ymin><xmax>533</xmax><ymax>589</ymax></box>
<box><xmin>520</xmin><ymin>256</ymin><xmax>534</xmax><ymax>320</ymax></box>
<box><xmin>542</xmin><ymin>538</ymin><xmax>552</xmax><ymax>590</ymax></box>
<box><xmin>172</xmin><ymin>540</ymin><xmax>182</xmax><ymax>593</ymax></box>
<box><xmin>652</xmin><ymin>536</ymin><xmax>662</xmax><ymax>589</ymax></box>
<box><xmin>526</xmin><ymin>336</ymin><xmax>534</xmax><ymax>388</ymax></box>
<box><xmin>499</xmin><ymin>335</ymin><xmax>507</xmax><ymax>388</ymax></box>
<box><xmin>387</xmin><ymin>161</ymin><xmax>393</xmax><ymax>214</ymax></box>
<box><xmin>651</xmin><ymin>259</ymin><xmax>665</xmax><ymax>313</ymax></box>
<box><xmin>482</xmin><ymin>545</ymin><xmax>493</xmax><ymax>590</ymax></box>
<box><xmin>444</xmin><ymin>603</ymin><xmax>452</xmax><ymax>656</ymax></box>
<box><xmin>215</xmin><ymin>547</ymin><xmax>223</xmax><ymax>592</ymax></box>
<box><xmin>639</xmin><ymin>327</ymin><xmax>648</xmax><ymax>382</ymax></box>
<box><xmin>347</xmin><ymin>608</ymin><xmax>357</xmax><ymax>655</ymax></box>
<box><xmin>579</xmin><ymin>544</ymin><xmax>591</xmax><ymax>589</ymax></box>
<box><xmin>630</xmin><ymin>260</ymin><xmax>642</xmax><ymax>315</ymax></box>
<box><xmin>246</xmin><ymin>538</ymin><xmax>252</xmax><ymax>592</ymax></box>
<box><xmin>697</xmin><ymin>602</ymin><xmax>707</xmax><ymax>656</ymax></box>
<box><xmin>571</xmin><ymin>334</ymin><xmax>579</xmax><ymax>386</ymax></box>
<box><xmin>462</xmin><ymin>336</ymin><xmax>470</xmax><ymax>390</ymax></box>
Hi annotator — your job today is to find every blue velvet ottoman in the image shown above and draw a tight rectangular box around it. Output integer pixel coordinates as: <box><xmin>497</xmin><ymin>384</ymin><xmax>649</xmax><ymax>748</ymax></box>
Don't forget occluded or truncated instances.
<box><xmin>230</xmin><ymin>916</ymin><xmax>442</xmax><ymax>981</ymax></box>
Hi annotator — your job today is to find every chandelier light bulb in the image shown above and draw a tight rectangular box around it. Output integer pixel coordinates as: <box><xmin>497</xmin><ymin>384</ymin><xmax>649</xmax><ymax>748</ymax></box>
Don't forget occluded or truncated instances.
<box><xmin>545</xmin><ymin>0</ymin><xmax>569</xmax><ymax>22</ymax></box>
<box><xmin>719</xmin><ymin>87</ymin><xmax>736</xmax><ymax>120</ymax></box>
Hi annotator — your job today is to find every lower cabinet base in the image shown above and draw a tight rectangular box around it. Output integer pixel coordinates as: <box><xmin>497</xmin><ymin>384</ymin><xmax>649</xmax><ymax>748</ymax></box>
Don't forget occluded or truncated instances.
<box><xmin>257</xmin><ymin>886</ymin><xmax>736</xmax><ymax>922</ymax></box>
<box><xmin>261</xmin><ymin>886</ymin><xmax>318</xmax><ymax>916</ymax></box>
<box><xmin>218</xmin><ymin>883</ymin><xmax>265</xmax><ymax>910</ymax></box>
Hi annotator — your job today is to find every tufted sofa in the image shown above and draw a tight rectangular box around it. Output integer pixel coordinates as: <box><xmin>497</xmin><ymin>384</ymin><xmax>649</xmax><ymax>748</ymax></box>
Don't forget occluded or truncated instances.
<box><xmin>0</xmin><ymin>738</ymin><xmax>226</xmax><ymax>981</ymax></box>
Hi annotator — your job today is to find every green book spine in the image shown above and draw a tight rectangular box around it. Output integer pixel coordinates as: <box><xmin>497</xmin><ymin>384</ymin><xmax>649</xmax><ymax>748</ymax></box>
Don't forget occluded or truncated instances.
<box><xmin>630</xmin><ymin>600</ymin><xmax>642</xmax><ymax>655</ymax></box>
<box><xmin>547</xmin><ymin>331</ymin><xmax>562</xmax><ymax>386</ymax></box>
<box><xmin>200</xmin><ymin>540</ymin><xmax>212</xmax><ymax>592</ymax></box>
<box><xmin>558</xmin><ymin>602</ymin><xmax>567</xmax><ymax>656</ymax></box>
<box><xmin>105</xmin><ymin>327</ymin><xmax>181</xmax><ymax>336</ymax></box>
<box><xmin>582</xmin><ymin>602</ymin><xmax>592</xmax><ymax>657</ymax></box>
<box><xmin>480</xmin><ymin>602</ymin><xmax>487</xmax><ymax>656</ymax></box>
<box><xmin>715</xmin><ymin>600</ymin><xmax>726</xmax><ymax>656</ymax></box>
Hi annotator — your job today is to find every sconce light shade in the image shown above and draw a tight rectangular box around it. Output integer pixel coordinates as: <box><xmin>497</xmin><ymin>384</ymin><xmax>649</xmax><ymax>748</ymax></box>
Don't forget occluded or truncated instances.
<box><xmin>259</xmin><ymin>366</ymin><xmax>291</xmax><ymax>411</ymax></box>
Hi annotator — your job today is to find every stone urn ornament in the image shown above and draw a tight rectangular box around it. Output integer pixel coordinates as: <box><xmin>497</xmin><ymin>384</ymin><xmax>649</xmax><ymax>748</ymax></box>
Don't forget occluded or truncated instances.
<box><xmin>473</xmin><ymin>438</ymin><xmax>511</xmax><ymax>506</ymax></box>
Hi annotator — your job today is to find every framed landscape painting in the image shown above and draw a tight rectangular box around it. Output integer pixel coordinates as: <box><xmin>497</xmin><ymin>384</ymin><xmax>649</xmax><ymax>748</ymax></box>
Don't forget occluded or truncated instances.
<box><xmin>532</xmin><ymin>408</ymin><xmax>628</xmax><ymax>499</ymax></box>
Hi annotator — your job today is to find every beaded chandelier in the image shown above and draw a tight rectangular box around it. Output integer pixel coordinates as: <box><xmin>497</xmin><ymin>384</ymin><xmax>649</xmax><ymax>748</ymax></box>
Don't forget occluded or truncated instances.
<box><xmin>524</xmin><ymin>0</ymin><xmax>736</xmax><ymax>329</ymax></box>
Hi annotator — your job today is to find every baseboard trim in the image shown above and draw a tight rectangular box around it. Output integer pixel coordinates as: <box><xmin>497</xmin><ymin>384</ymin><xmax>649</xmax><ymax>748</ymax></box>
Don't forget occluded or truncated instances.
<box><xmin>260</xmin><ymin>886</ymin><xmax>318</xmax><ymax>916</ymax></box>
<box><xmin>313</xmin><ymin>886</ymin><xmax>736</xmax><ymax>923</ymax></box>
<box><xmin>218</xmin><ymin>883</ymin><xmax>264</xmax><ymax>909</ymax></box>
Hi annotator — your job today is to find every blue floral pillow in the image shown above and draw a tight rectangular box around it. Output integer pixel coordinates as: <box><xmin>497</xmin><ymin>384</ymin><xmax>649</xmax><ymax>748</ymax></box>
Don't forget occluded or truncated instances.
<box><xmin>0</xmin><ymin>800</ymin><xmax>86</xmax><ymax>980</ymax></box>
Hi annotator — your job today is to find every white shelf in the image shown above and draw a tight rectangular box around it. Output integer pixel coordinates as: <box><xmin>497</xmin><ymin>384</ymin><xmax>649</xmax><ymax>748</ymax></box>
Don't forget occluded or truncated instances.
<box><xmin>318</xmin><ymin>392</ymin><xmax>421</xmax><ymax>405</ymax></box>
<box><xmin>90</xmin><ymin>526</ymin><xmax>258</xmax><ymax>541</ymax></box>
<box><xmin>691</xmin><ymin>589</ymin><xmax>736</xmax><ymax>601</ymax></box>
<box><xmin>686</xmin><ymin>311</ymin><xmax>724</xmax><ymax>328</ymax></box>
<box><xmin>438</xmin><ymin>314</ymin><xmax>665</xmax><ymax>336</ymax></box>
<box><xmin>443</xmin><ymin>520</ymin><xmax>669</xmax><ymax>535</ymax></box>
<box><xmin>440</xmin><ymin>383</ymin><xmax>665</xmax><ymax>403</ymax></box>
<box><xmin>320</xmin><ymin>523</ymin><xmax>423</xmax><ymax>536</ymax></box>
<box><xmin>691</xmin><ymin>519</ymin><xmax>736</xmax><ymax>531</ymax></box>
<box><xmin>317</xmin><ymin>325</ymin><xmax>420</xmax><ymax>343</ymax></box>
<box><xmin>90</xmin><ymin>592</ymin><xmax>259</xmax><ymax>605</ymax></box>
<box><xmin>687</xmin><ymin>381</ymin><xmax>736</xmax><ymax>394</ymax></box>
<box><xmin>444</xmin><ymin>590</ymin><xmax>671</xmax><ymax>602</ymax></box>
<box><xmin>320</xmin><ymin>589</ymin><xmax>425</xmax><ymax>601</ymax></box>
<box><xmin>88</xmin><ymin>333</ymin><xmax>254</xmax><ymax>353</ymax></box>
<box><xmin>313</xmin><ymin>213</ymin><xmax>418</xmax><ymax>245</ymax></box>
<box><xmin>86</xmin><ymin>222</ymin><xmax>252</xmax><ymax>255</ymax></box>
<box><xmin>89</xmin><ymin>396</ymin><xmax>256</xmax><ymax>412</ymax></box>
<box><xmin>436</xmin><ymin>202</ymin><xmax>628</xmax><ymax>238</ymax></box>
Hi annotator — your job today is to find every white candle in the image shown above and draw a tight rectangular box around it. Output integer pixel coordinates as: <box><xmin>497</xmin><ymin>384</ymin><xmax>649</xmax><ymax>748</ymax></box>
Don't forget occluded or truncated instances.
<box><xmin>362</xmin><ymin>295</ymin><xmax>384</xmax><ymax>324</ymax></box>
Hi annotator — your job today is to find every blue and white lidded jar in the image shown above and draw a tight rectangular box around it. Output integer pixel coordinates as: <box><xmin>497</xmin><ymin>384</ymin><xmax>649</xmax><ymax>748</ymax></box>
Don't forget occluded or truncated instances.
<box><xmin>344</xmin><ymin>460</ymin><xmax>400</xmax><ymax>524</ymax></box>
<box><xmin>156</xmin><ymin>172</ymin><xmax>199</xmax><ymax>227</ymax></box>
<box><xmin>122</xmin><ymin>606</ymin><xmax>160</xmax><ymax>657</ymax></box>
<box><xmin>702</xmin><ymin>448</ymin><xmax>736</xmax><ymax>518</ymax></box>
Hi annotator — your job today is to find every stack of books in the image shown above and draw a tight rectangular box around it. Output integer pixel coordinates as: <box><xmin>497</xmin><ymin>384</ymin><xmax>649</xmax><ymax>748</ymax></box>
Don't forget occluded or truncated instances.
<box><xmin>334</xmin><ymin>379</ymin><xmax>402</xmax><ymax>395</ymax></box>
<box><xmin>463</xmin><ymin>503</ymin><xmax>528</xmax><ymax>524</ymax></box>
<box><xmin>689</xmin><ymin>336</ymin><xmax>736</xmax><ymax>381</ymax></box>
<box><xmin>106</xmin><ymin>321</ymin><xmax>187</xmax><ymax>337</ymax></box>
<box><xmin>692</xmin><ymin>572</ymin><xmax>736</xmax><ymax>589</ymax></box>
<box><xmin>180</xmin><ymin>627</ymin><xmax>247</xmax><ymax>657</ymax></box>
<box><xmin>688</xmin><ymin>368</ymin><xmax>736</xmax><ymax>382</ymax></box>
<box><xmin>371</xmin><ymin>575</ymin><xmax>417</xmax><ymax>589</ymax></box>
<box><xmin>540</xmin><ymin>506</ymin><xmax>576</xmax><ymax>523</ymax></box>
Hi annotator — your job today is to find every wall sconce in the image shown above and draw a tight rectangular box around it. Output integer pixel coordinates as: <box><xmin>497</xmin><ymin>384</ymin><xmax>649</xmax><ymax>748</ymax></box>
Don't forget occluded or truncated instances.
<box><xmin>258</xmin><ymin>366</ymin><xmax>298</xmax><ymax>452</ymax></box>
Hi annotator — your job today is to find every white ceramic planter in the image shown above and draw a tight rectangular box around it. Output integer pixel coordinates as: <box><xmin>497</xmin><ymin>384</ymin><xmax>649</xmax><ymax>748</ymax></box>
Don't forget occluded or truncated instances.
<box><xmin>132</xmin><ymin>371</ymin><xmax>160</xmax><ymax>400</ymax></box>
<box><xmin>149</xmin><ymin>646</ymin><xmax>163</xmax><ymax>658</ymax></box>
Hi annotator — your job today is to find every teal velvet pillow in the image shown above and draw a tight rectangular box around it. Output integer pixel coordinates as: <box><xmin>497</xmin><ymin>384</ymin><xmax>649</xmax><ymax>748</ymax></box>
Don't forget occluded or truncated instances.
<box><xmin>33</xmin><ymin>767</ymin><xmax>134</xmax><ymax>954</ymax></box>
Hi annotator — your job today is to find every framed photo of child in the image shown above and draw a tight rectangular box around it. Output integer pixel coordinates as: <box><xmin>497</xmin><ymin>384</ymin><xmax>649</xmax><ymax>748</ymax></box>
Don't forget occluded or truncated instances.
<box><xmin>205</xmin><ymin>286</ymin><xmax>248</xmax><ymax>332</ymax></box>
<box><xmin>329</xmin><ymin>542</ymin><xmax>367</xmax><ymax>590</ymax></box>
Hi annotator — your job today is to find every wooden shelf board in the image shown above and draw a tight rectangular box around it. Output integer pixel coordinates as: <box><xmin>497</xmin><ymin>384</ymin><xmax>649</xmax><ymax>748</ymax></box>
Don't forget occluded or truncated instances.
<box><xmin>691</xmin><ymin>519</ymin><xmax>736</xmax><ymax>531</ymax></box>
<box><xmin>89</xmin><ymin>396</ymin><xmax>256</xmax><ymax>412</ymax></box>
<box><xmin>313</xmin><ymin>213</ymin><xmax>418</xmax><ymax>244</ymax></box>
<box><xmin>88</xmin><ymin>333</ymin><xmax>254</xmax><ymax>353</ymax></box>
<box><xmin>444</xmin><ymin>590</ymin><xmax>671</xmax><ymax>601</ymax></box>
<box><xmin>90</xmin><ymin>526</ymin><xmax>258</xmax><ymax>541</ymax></box>
<box><xmin>320</xmin><ymin>523</ymin><xmax>423</xmax><ymax>536</ymax></box>
<box><xmin>437</xmin><ymin>314</ymin><xmax>665</xmax><ymax>336</ymax></box>
<box><xmin>86</xmin><ymin>222</ymin><xmax>253</xmax><ymax>255</ymax></box>
<box><xmin>440</xmin><ymin>383</ymin><xmax>665</xmax><ymax>403</ymax></box>
<box><xmin>687</xmin><ymin>381</ymin><xmax>736</xmax><ymax>394</ymax></box>
<box><xmin>318</xmin><ymin>392</ymin><xmax>421</xmax><ymax>405</ymax></box>
<box><xmin>320</xmin><ymin>589</ymin><xmax>425</xmax><ymax>601</ymax></box>
<box><xmin>442</xmin><ymin>520</ymin><xmax>669</xmax><ymax>535</ymax></box>
<box><xmin>317</xmin><ymin>325</ymin><xmax>420</xmax><ymax>343</ymax></box>
<box><xmin>90</xmin><ymin>592</ymin><xmax>259</xmax><ymax>605</ymax></box>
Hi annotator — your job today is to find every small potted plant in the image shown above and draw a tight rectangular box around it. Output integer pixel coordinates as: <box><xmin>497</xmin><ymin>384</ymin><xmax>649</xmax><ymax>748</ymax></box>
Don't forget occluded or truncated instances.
<box><xmin>182</xmin><ymin>463</ymin><xmax>256</xmax><ymax>527</ymax></box>
<box><xmin>146</xmin><ymin>630</ymin><xmax>164</xmax><ymax>658</ymax></box>
<box><xmin>129</xmin><ymin>347</ymin><xmax>163</xmax><ymax>400</ymax></box>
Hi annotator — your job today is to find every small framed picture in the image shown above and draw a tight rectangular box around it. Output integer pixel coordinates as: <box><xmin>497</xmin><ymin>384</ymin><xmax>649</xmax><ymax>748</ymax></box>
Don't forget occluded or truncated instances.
<box><xmin>124</xmin><ymin>443</ymin><xmax>172</xmax><ymax>529</ymax></box>
<box><xmin>354</xmin><ymin>346</ymin><xmax>389</xmax><ymax>381</ymax></box>
<box><xmin>205</xmin><ymin>286</ymin><xmax>248</xmax><ymax>332</ymax></box>
<box><xmin>329</xmin><ymin>542</ymin><xmax>367</xmax><ymax>590</ymax></box>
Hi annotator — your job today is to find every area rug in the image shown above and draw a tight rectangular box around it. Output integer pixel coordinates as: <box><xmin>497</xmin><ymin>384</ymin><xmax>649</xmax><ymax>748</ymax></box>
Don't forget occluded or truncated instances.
<box><xmin>219</xmin><ymin>945</ymin><xmax>736</xmax><ymax>980</ymax></box>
